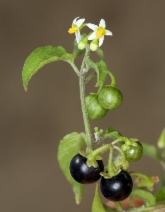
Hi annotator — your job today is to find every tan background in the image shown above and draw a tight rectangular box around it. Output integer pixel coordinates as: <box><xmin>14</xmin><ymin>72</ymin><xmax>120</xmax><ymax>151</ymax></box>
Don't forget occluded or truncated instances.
<box><xmin>1</xmin><ymin>1</ymin><xmax>165</xmax><ymax>211</ymax></box>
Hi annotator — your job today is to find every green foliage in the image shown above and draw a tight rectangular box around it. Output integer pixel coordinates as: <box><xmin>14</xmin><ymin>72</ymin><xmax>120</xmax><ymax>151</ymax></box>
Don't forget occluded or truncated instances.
<box><xmin>92</xmin><ymin>184</ymin><xmax>106</xmax><ymax>212</ymax></box>
<box><xmin>157</xmin><ymin>128</ymin><xmax>165</xmax><ymax>149</ymax></box>
<box><xmin>156</xmin><ymin>187</ymin><xmax>165</xmax><ymax>202</ymax></box>
<box><xmin>96</xmin><ymin>61</ymin><xmax>108</xmax><ymax>90</ymax></box>
<box><xmin>86</xmin><ymin>58</ymin><xmax>99</xmax><ymax>78</ymax></box>
<box><xmin>105</xmin><ymin>126</ymin><xmax>122</xmax><ymax>139</ymax></box>
<box><xmin>61</xmin><ymin>53</ymin><xmax>74</xmax><ymax>63</ymax></box>
<box><xmin>85</xmin><ymin>59</ymin><xmax>109</xmax><ymax>92</ymax></box>
<box><xmin>142</xmin><ymin>142</ymin><xmax>162</xmax><ymax>161</ymax></box>
<box><xmin>57</xmin><ymin>132</ymin><xmax>85</xmax><ymax>204</ymax></box>
<box><xmin>96</xmin><ymin>48</ymin><xmax>104</xmax><ymax>60</ymax></box>
<box><xmin>159</xmin><ymin>173</ymin><xmax>165</xmax><ymax>188</ymax></box>
<box><xmin>131</xmin><ymin>173</ymin><xmax>154</xmax><ymax>191</ymax></box>
<box><xmin>22</xmin><ymin>46</ymin><xmax>74</xmax><ymax>91</ymax></box>
<box><xmin>130</xmin><ymin>189</ymin><xmax>156</xmax><ymax>207</ymax></box>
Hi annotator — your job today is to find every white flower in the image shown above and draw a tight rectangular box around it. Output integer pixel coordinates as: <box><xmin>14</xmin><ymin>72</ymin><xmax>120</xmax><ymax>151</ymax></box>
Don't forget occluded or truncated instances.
<box><xmin>68</xmin><ymin>17</ymin><xmax>85</xmax><ymax>43</ymax></box>
<box><xmin>87</xmin><ymin>19</ymin><xmax>112</xmax><ymax>47</ymax></box>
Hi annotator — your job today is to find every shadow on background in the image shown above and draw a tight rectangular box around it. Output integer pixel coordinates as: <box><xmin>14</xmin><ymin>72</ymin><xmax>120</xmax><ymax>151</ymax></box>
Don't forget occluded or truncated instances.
<box><xmin>1</xmin><ymin>1</ymin><xmax>165</xmax><ymax>211</ymax></box>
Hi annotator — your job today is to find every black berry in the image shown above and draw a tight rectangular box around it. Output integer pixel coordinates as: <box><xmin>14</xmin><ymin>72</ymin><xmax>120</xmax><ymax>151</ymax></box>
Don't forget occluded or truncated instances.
<box><xmin>100</xmin><ymin>170</ymin><xmax>133</xmax><ymax>201</ymax></box>
<box><xmin>70</xmin><ymin>154</ymin><xmax>104</xmax><ymax>184</ymax></box>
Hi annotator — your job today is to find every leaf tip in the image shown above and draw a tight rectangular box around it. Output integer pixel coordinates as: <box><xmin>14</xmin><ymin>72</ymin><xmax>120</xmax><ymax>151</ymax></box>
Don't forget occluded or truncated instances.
<box><xmin>23</xmin><ymin>83</ymin><xmax>28</xmax><ymax>92</ymax></box>
<box><xmin>75</xmin><ymin>197</ymin><xmax>82</xmax><ymax>205</ymax></box>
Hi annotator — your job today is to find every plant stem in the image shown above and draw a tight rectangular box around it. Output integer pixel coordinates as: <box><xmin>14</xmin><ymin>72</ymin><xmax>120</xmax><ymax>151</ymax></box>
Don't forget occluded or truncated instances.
<box><xmin>107</xmin><ymin>70</ymin><xmax>116</xmax><ymax>87</ymax></box>
<box><xmin>114</xmin><ymin>202</ymin><xmax>123</xmax><ymax>212</ymax></box>
<box><xmin>85</xmin><ymin>72</ymin><xmax>96</xmax><ymax>83</ymax></box>
<box><xmin>127</xmin><ymin>204</ymin><xmax>165</xmax><ymax>212</ymax></box>
<box><xmin>69</xmin><ymin>62</ymin><xmax>80</xmax><ymax>76</ymax></box>
<box><xmin>88</xmin><ymin>144</ymin><xmax>111</xmax><ymax>158</ymax></box>
<box><xmin>108</xmin><ymin>146</ymin><xmax>116</xmax><ymax>177</ymax></box>
<box><xmin>114</xmin><ymin>145</ymin><xmax>127</xmax><ymax>161</ymax></box>
<box><xmin>79</xmin><ymin>46</ymin><xmax>93</xmax><ymax>152</ymax></box>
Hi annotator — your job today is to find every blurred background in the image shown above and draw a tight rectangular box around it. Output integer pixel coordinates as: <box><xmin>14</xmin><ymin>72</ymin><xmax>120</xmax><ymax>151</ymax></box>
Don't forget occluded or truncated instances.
<box><xmin>1</xmin><ymin>1</ymin><xmax>165</xmax><ymax>211</ymax></box>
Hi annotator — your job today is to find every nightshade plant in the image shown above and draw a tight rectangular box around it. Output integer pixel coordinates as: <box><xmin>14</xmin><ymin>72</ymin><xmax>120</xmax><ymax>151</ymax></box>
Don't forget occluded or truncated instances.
<box><xmin>22</xmin><ymin>17</ymin><xmax>165</xmax><ymax>212</ymax></box>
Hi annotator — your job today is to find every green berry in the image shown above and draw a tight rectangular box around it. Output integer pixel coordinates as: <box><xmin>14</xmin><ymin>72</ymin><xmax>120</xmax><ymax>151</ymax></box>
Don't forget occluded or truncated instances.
<box><xmin>124</xmin><ymin>141</ymin><xmax>143</xmax><ymax>162</ymax></box>
<box><xmin>85</xmin><ymin>93</ymin><xmax>108</xmax><ymax>120</ymax></box>
<box><xmin>98</xmin><ymin>86</ymin><xmax>123</xmax><ymax>110</ymax></box>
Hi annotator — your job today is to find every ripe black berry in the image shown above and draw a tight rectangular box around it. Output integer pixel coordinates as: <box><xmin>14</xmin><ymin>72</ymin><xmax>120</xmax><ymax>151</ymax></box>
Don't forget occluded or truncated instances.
<box><xmin>100</xmin><ymin>170</ymin><xmax>133</xmax><ymax>201</ymax></box>
<box><xmin>70</xmin><ymin>154</ymin><xmax>104</xmax><ymax>184</ymax></box>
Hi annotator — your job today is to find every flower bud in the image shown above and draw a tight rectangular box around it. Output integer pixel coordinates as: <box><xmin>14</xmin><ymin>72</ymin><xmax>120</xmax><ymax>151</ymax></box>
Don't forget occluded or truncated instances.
<box><xmin>78</xmin><ymin>37</ymin><xmax>88</xmax><ymax>50</ymax></box>
<box><xmin>90</xmin><ymin>39</ymin><xmax>99</xmax><ymax>51</ymax></box>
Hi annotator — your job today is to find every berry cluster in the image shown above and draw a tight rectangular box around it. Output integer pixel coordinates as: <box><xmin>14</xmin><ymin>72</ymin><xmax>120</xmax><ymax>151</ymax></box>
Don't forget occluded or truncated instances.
<box><xmin>70</xmin><ymin>153</ymin><xmax>133</xmax><ymax>201</ymax></box>
<box><xmin>70</xmin><ymin>137</ymin><xmax>143</xmax><ymax>202</ymax></box>
<box><xmin>85</xmin><ymin>86</ymin><xmax>123</xmax><ymax>120</ymax></box>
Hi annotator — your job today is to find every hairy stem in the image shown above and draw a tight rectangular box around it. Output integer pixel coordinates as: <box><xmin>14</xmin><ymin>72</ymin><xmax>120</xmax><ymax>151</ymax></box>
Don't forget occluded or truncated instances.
<box><xmin>69</xmin><ymin>62</ymin><xmax>80</xmax><ymax>76</ymax></box>
<box><xmin>85</xmin><ymin>72</ymin><xmax>96</xmax><ymax>83</ymax></box>
<box><xmin>79</xmin><ymin>46</ymin><xmax>93</xmax><ymax>152</ymax></box>
<box><xmin>108</xmin><ymin>146</ymin><xmax>116</xmax><ymax>177</ymax></box>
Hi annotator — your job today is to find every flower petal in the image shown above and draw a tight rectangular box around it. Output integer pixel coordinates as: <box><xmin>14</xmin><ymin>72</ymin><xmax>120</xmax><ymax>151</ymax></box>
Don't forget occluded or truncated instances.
<box><xmin>99</xmin><ymin>19</ymin><xmax>106</xmax><ymax>28</ymax></box>
<box><xmin>72</xmin><ymin>17</ymin><xmax>79</xmax><ymax>25</ymax></box>
<box><xmin>76</xmin><ymin>18</ymin><xmax>85</xmax><ymax>27</ymax></box>
<box><xmin>99</xmin><ymin>36</ymin><xmax>104</xmax><ymax>47</ymax></box>
<box><xmin>75</xmin><ymin>31</ymin><xmax>81</xmax><ymax>43</ymax></box>
<box><xmin>88</xmin><ymin>32</ymin><xmax>96</xmax><ymax>40</ymax></box>
<box><xmin>106</xmin><ymin>30</ymin><xmax>113</xmax><ymax>36</ymax></box>
<box><xmin>87</xmin><ymin>23</ymin><xmax>98</xmax><ymax>31</ymax></box>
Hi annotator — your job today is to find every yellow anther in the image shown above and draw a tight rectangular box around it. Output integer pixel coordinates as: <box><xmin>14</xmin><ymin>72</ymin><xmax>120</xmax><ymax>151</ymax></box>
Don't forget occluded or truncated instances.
<box><xmin>96</xmin><ymin>27</ymin><xmax>106</xmax><ymax>38</ymax></box>
<box><xmin>68</xmin><ymin>26</ymin><xmax>78</xmax><ymax>34</ymax></box>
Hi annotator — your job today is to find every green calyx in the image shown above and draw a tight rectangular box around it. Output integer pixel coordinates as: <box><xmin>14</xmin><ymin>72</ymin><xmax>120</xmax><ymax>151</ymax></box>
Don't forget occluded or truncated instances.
<box><xmin>79</xmin><ymin>144</ymin><xmax>111</xmax><ymax>168</ymax></box>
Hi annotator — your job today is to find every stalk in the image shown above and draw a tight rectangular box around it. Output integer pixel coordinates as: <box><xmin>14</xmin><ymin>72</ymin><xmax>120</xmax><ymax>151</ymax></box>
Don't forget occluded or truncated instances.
<box><xmin>114</xmin><ymin>202</ymin><xmax>123</xmax><ymax>212</ymax></box>
<box><xmin>79</xmin><ymin>46</ymin><xmax>93</xmax><ymax>152</ymax></box>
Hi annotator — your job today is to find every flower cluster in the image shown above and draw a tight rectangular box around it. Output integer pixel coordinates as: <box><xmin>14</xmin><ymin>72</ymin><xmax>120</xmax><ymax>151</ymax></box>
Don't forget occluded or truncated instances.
<box><xmin>68</xmin><ymin>17</ymin><xmax>112</xmax><ymax>51</ymax></box>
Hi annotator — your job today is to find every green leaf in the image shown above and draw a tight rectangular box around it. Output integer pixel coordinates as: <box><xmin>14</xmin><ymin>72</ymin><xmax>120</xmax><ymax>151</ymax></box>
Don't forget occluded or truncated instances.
<box><xmin>92</xmin><ymin>184</ymin><xmax>106</xmax><ymax>212</ymax></box>
<box><xmin>61</xmin><ymin>53</ymin><xmax>74</xmax><ymax>63</ymax></box>
<box><xmin>86</xmin><ymin>58</ymin><xmax>108</xmax><ymax>90</ymax></box>
<box><xmin>130</xmin><ymin>189</ymin><xmax>156</xmax><ymax>207</ymax></box>
<box><xmin>105</xmin><ymin>126</ymin><xmax>122</xmax><ymax>139</ymax></box>
<box><xmin>86</xmin><ymin>57</ymin><xmax>99</xmax><ymax>74</ymax></box>
<box><xmin>96</xmin><ymin>61</ymin><xmax>108</xmax><ymax>90</ymax></box>
<box><xmin>57</xmin><ymin>132</ymin><xmax>85</xmax><ymax>204</ymax></box>
<box><xmin>156</xmin><ymin>187</ymin><xmax>165</xmax><ymax>202</ymax></box>
<box><xmin>162</xmin><ymin>149</ymin><xmax>165</xmax><ymax>157</ymax></box>
<box><xmin>157</xmin><ymin>128</ymin><xmax>165</xmax><ymax>149</ymax></box>
<box><xmin>73</xmin><ymin>34</ymin><xmax>86</xmax><ymax>58</ymax></box>
<box><xmin>22</xmin><ymin>46</ymin><xmax>74</xmax><ymax>91</ymax></box>
<box><xmin>142</xmin><ymin>142</ymin><xmax>162</xmax><ymax>161</ymax></box>
<box><xmin>96</xmin><ymin>48</ymin><xmax>104</xmax><ymax>60</ymax></box>
<box><xmin>159</xmin><ymin>173</ymin><xmax>165</xmax><ymax>188</ymax></box>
